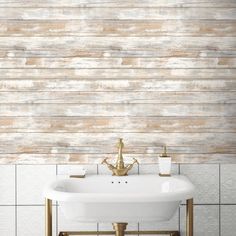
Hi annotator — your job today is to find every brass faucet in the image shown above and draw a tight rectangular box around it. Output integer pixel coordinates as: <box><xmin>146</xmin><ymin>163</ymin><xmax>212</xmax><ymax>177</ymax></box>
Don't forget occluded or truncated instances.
<box><xmin>101</xmin><ymin>138</ymin><xmax>138</xmax><ymax>176</ymax></box>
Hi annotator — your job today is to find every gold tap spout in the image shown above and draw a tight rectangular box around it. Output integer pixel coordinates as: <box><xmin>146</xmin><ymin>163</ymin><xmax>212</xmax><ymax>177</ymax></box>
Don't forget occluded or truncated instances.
<box><xmin>101</xmin><ymin>138</ymin><xmax>139</xmax><ymax>176</ymax></box>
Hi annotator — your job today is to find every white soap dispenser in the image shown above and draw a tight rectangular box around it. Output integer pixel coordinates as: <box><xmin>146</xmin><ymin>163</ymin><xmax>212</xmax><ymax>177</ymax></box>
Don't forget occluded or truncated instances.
<box><xmin>158</xmin><ymin>145</ymin><xmax>171</xmax><ymax>177</ymax></box>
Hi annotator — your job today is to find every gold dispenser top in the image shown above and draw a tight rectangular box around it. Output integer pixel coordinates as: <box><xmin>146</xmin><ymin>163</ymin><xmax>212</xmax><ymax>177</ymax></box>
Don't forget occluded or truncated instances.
<box><xmin>160</xmin><ymin>145</ymin><xmax>169</xmax><ymax>158</ymax></box>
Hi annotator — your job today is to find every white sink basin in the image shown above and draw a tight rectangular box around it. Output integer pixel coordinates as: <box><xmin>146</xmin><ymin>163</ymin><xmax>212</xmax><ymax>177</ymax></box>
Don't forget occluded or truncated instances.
<box><xmin>44</xmin><ymin>175</ymin><xmax>195</xmax><ymax>223</ymax></box>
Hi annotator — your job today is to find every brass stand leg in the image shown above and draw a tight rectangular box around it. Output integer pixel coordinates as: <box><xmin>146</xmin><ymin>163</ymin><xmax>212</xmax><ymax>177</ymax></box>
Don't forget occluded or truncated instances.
<box><xmin>112</xmin><ymin>223</ymin><xmax>128</xmax><ymax>236</ymax></box>
<box><xmin>45</xmin><ymin>198</ymin><xmax>52</xmax><ymax>236</ymax></box>
<box><xmin>186</xmin><ymin>199</ymin><xmax>193</xmax><ymax>236</ymax></box>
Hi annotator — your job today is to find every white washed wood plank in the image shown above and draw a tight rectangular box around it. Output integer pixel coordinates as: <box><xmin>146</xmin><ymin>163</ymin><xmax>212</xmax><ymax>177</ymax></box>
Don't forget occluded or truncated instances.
<box><xmin>0</xmin><ymin>117</ymin><xmax>235</xmax><ymax>133</ymax></box>
<box><xmin>0</xmin><ymin>132</ymin><xmax>235</xmax><ymax>147</ymax></box>
<box><xmin>0</xmin><ymin>8</ymin><xmax>235</xmax><ymax>20</ymax></box>
<box><xmin>0</xmin><ymin>0</ymin><xmax>236</xmax><ymax>7</ymax></box>
<box><xmin>0</xmin><ymin>69</ymin><xmax>235</xmax><ymax>79</ymax></box>
<box><xmin>0</xmin><ymin>20</ymin><xmax>235</xmax><ymax>37</ymax></box>
<box><xmin>0</xmin><ymin>79</ymin><xmax>235</xmax><ymax>92</ymax></box>
<box><xmin>0</xmin><ymin>144</ymin><xmax>235</xmax><ymax>155</ymax></box>
<box><xmin>0</xmin><ymin>104</ymin><xmax>235</xmax><ymax>116</ymax></box>
<box><xmin>0</xmin><ymin>57</ymin><xmax>236</xmax><ymax>69</ymax></box>
<box><xmin>1</xmin><ymin>153</ymin><xmax>236</xmax><ymax>164</ymax></box>
<box><xmin>0</xmin><ymin>91</ymin><xmax>235</xmax><ymax>104</ymax></box>
<box><xmin>0</xmin><ymin>37</ymin><xmax>235</xmax><ymax>51</ymax></box>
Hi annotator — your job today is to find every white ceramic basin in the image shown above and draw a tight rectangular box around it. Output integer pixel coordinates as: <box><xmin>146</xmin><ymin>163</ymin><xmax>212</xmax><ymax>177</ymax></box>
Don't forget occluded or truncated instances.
<box><xmin>44</xmin><ymin>175</ymin><xmax>195</xmax><ymax>223</ymax></box>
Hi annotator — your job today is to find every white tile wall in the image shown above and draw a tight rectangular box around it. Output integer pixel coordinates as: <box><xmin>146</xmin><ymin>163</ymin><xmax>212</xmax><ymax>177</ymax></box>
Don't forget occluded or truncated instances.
<box><xmin>0</xmin><ymin>165</ymin><xmax>15</xmax><ymax>205</ymax></box>
<box><xmin>221</xmin><ymin>164</ymin><xmax>236</xmax><ymax>203</ymax></box>
<box><xmin>0</xmin><ymin>164</ymin><xmax>235</xmax><ymax>236</ymax></box>
<box><xmin>17</xmin><ymin>206</ymin><xmax>57</xmax><ymax>236</ymax></box>
<box><xmin>0</xmin><ymin>206</ymin><xmax>15</xmax><ymax>236</ymax></box>
<box><xmin>17</xmin><ymin>165</ymin><xmax>56</xmax><ymax>205</ymax></box>
<box><xmin>180</xmin><ymin>205</ymin><xmax>219</xmax><ymax>236</ymax></box>
<box><xmin>221</xmin><ymin>205</ymin><xmax>236</xmax><ymax>236</ymax></box>
<box><xmin>180</xmin><ymin>164</ymin><xmax>219</xmax><ymax>204</ymax></box>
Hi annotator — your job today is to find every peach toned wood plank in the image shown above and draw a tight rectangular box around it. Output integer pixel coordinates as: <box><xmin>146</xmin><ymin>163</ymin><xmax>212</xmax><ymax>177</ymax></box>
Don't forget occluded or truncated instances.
<box><xmin>1</xmin><ymin>57</ymin><xmax>236</xmax><ymax>69</ymax></box>
<box><xmin>0</xmin><ymin>79</ymin><xmax>235</xmax><ymax>92</ymax></box>
<box><xmin>0</xmin><ymin>133</ymin><xmax>235</xmax><ymax>147</ymax></box>
<box><xmin>1</xmin><ymin>117</ymin><xmax>236</xmax><ymax>133</ymax></box>
<box><xmin>0</xmin><ymin>0</ymin><xmax>236</xmax><ymax>7</ymax></box>
<box><xmin>0</xmin><ymin>8</ymin><xmax>236</xmax><ymax>20</ymax></box>
<box><xmin>1</xmin><ymin>20</ymin><xmax>236</xmax><ymax>37</ymax></box>
<box><xmin>0</xmin><ymin>68</ymin><xmax>235</xmax><ymax>79</ymax></box>
<box><xmin>0</xmin><ymin>91</ymin><xmax>235</xmax><ymax>104</ymax></box>
<box><xmin>0</xmin><ymin>104</ymin><xmax>235</xmax><ymax>116</ymax></box>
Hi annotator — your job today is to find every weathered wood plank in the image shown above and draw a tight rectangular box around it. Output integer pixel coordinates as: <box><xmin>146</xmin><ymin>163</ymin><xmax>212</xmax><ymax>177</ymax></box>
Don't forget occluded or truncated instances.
<box><xmin>0</xmin><ymin>117</ymin><xmax>235</xmax><ymax>133</ymax></box>
<box><xmin>0</xmin><ymin>91</ymin><xmax>235</xmax><ymax>104</ymax></box>
<box><xmin>0</xmin><ymin>37</ymin><xmax>235</xmax><ymax>58</ymax></box>
<box><xmin>0</xmin><ymin>104</ymin><xmax>235</xmax><ymax>116</ymax></box>
<box><xmin>0</xmin><ymin>144</ymin><xmax>235</xmax><ymax>155</ymax></box>
<box><xmin>0</xmin><ymin>79</ymin><xmax>235</xmax><ymax>92</ymax></box>
<box><xmin>1</xmin><ymin>0</ymin><xmax>236</xmax><ymax>7</ymax></box>
<box><xmin>0</xmin><ymin>133</ymin><xmax>235</xmax><ymax>147</ymax></box>
<box><xmin>0</xmin><ymin>8</ymin><xmax>236</xmax><ymax>20</ymax></box>
<box><xmin>1</xmin><ymin>153</ymin><xmax>236</xmax><ymax>164</ymax></box>
<box><xmin>0</xmin><ymin>69</ymin><xmax>235</xmax><ymax>79</ymax></box>
<box><xmin>1</xmin><ymin>57</ymin><xmax>236</xmax><ymax>69</ymax></box>
<box><xmin>1</xmin><ymin>20</ymin><xmax>236</xmax><ymax>37</ymax></box>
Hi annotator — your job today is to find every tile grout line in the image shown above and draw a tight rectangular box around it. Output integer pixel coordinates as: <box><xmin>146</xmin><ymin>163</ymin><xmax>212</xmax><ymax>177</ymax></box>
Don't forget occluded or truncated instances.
<box><xmin>15</xmin><ymin>164</ymin><xmax>17</xmax><ymax>236</ymax></box>
<box><xmin>219</xmin><ymin>164</ymin><xmax>221</xmax><ymax>236</ymax></box>
<box><xmin>56</xmin><ymin>164</ymin><xmax>58</xmax><ymax>236</ymax></box>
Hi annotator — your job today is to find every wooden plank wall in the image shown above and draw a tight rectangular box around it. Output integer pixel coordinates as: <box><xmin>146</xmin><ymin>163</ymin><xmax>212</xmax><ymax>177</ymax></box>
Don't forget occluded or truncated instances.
<box><xmin>0</xmin><ymin>0</ymin><xmax>236</xmax><ymax>164</ymax></box>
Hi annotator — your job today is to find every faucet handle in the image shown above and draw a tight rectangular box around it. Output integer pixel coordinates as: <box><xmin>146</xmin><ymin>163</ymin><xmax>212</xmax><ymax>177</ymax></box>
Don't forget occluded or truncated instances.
<box><xmin>101</xmin><ymin>158</ymin><xmax>108</xmax><ymax>164</ymax></box>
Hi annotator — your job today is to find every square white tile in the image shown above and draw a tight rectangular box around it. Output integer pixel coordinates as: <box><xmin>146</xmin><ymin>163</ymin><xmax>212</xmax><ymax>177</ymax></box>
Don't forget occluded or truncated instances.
<box><xmin>17</xmin><ymin>165</ymin><xmax>56</xmax><ymax>205</ymax></box>
<box><xmin>220</xmin><ymin>164</ymin><xmax>236</xmax><ymax>203</ymax></box>
<box><xmin>180</xmin><ymin>205</ymin><xmax>219</xmax><ymax>236</ymax></box>
<box><xmin>139</xmin><ymin>209</ymin><xmax>179</xmax><ymax>231</ymax></box>
<box><xmin>139</xmin><ymin>164</ymin><xmax>179</xmax><ymax>175</ymax></box>
<box><xmin>0</xmin><ymin>206</ymin><xmax>15</xmax><ymax>236</ymax></box>
<box><xmin>58</xmin><ymin>205</ymin><xmax>97</xmax><ymax>232</ymax></box>
<box><xmin>17</xmin><ymin>206</ymin><xmax>56</xmax><ymax>236</ymax></box>
<box><xmin>221</xmin><ymin>205</ymin><xmax>236</xmax><ymax>236</ymax></box>
<box><xmin>180</xmin><ymin>164</ymin><xmax>219</xmax><ymax>204</ymax></box>
<box><xmin>0</xmin><ymin>165</ymin><xmax>15</xmax><ymax>205</ymax></box>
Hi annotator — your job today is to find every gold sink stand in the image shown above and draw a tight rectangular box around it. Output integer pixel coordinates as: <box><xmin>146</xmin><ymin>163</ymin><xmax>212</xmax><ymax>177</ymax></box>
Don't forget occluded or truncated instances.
<box><xmin>45</xmin><ymin>199</ymin><xmax>193</xmax><ymax>236</ymax></box>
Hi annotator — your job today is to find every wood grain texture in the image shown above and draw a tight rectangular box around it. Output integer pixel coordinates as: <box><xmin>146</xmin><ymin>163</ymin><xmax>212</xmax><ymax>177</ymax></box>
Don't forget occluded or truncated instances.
<box><xmin>0</xmin><ymin>1</ymin><xmax>235</xmax><ymax>164</ymax></box>
<box><xmin>0</xmin><ymin>8</ymin><xmax>236</xmax><ymax>20</ymax></box>
<box><xmin>1</xmin><ymin>20</ymin><xmax>236</xmax><ymax>37</ymax></box>
<box><xmin>1</xmin><ymin>0</ymin><xmax>236</xmax><ymax>7</ymax></box>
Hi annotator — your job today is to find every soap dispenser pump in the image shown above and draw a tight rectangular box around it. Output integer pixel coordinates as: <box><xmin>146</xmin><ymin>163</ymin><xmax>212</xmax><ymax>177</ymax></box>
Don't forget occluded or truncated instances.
<box><xmin>158</xmin><ymin>145</ymin><xmax>171</xmax><ymax>177</ymax></box>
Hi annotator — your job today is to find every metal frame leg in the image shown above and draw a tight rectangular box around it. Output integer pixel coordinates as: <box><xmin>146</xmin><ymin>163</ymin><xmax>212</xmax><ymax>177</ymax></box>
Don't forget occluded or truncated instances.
<box><xmin>186</xmin><ymin>199</ymin><xmax>193</xmax><ymax>236</ymax></box>
<box><xmin>45</xmin><ymin>198</ymin><xmax>52</xmax><ymax>236</ymax></box>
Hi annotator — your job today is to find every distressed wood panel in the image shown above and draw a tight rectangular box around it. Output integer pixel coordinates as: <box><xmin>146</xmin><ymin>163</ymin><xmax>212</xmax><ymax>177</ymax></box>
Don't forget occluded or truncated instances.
<box><xmin>1</xmin><ymin>153</ymin><xmax>236</xmax><ymax>164</ymax></box>
<box><xmin>0</xmin><ymin>8</ymin><xmax>236</xmax><ymax>20</ymax></box>
<box><xmin>0</xmin><ymin>1</ymin><xmax>235</xmax><ymax>164</ymax></box>
<box><xmin>0</xmin><ymin>68</ymin><xmax>235</xmax><ymax>79</ymax></box>
<box><xmin>0</xmin><ymin>37</ymin><xmax>235</xmax><ymax>58</ymax></box>
<box><xmin>0</xmin><ymin>133</ymin><xmax>235</xmax><ymax>148</ymax></box>
<box><xmin>1</xmin><ymin>0</ymin><xmax>236</xmax><ymax>7</ymax></box>
<box><xmin>1</xmin><ymin>117</ymin><xmax>236</xmax><ymax>133</ymax></box>
<box><xmin>1</xmin><ymin>20</ymin><xmax>236</xmax><ymax>37</ymax></box>
<box><xmin>0</xmin><ymin>79</ymin><xmax>235</xmax><ymax>92</ymax></box>
<box><xmin>1</xmin><ymin>91</ymin><xmax>235</xmax><ymax>104</ymax></box>
<box><xmin>0</xmin><ymin>104</ymin><xmax>235</xmax><ymax>117</ymax></box>
<box><xmin>1</xmin><ymin>57</ymin><xmax>236</xmax><ymax>69</ymax></box>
